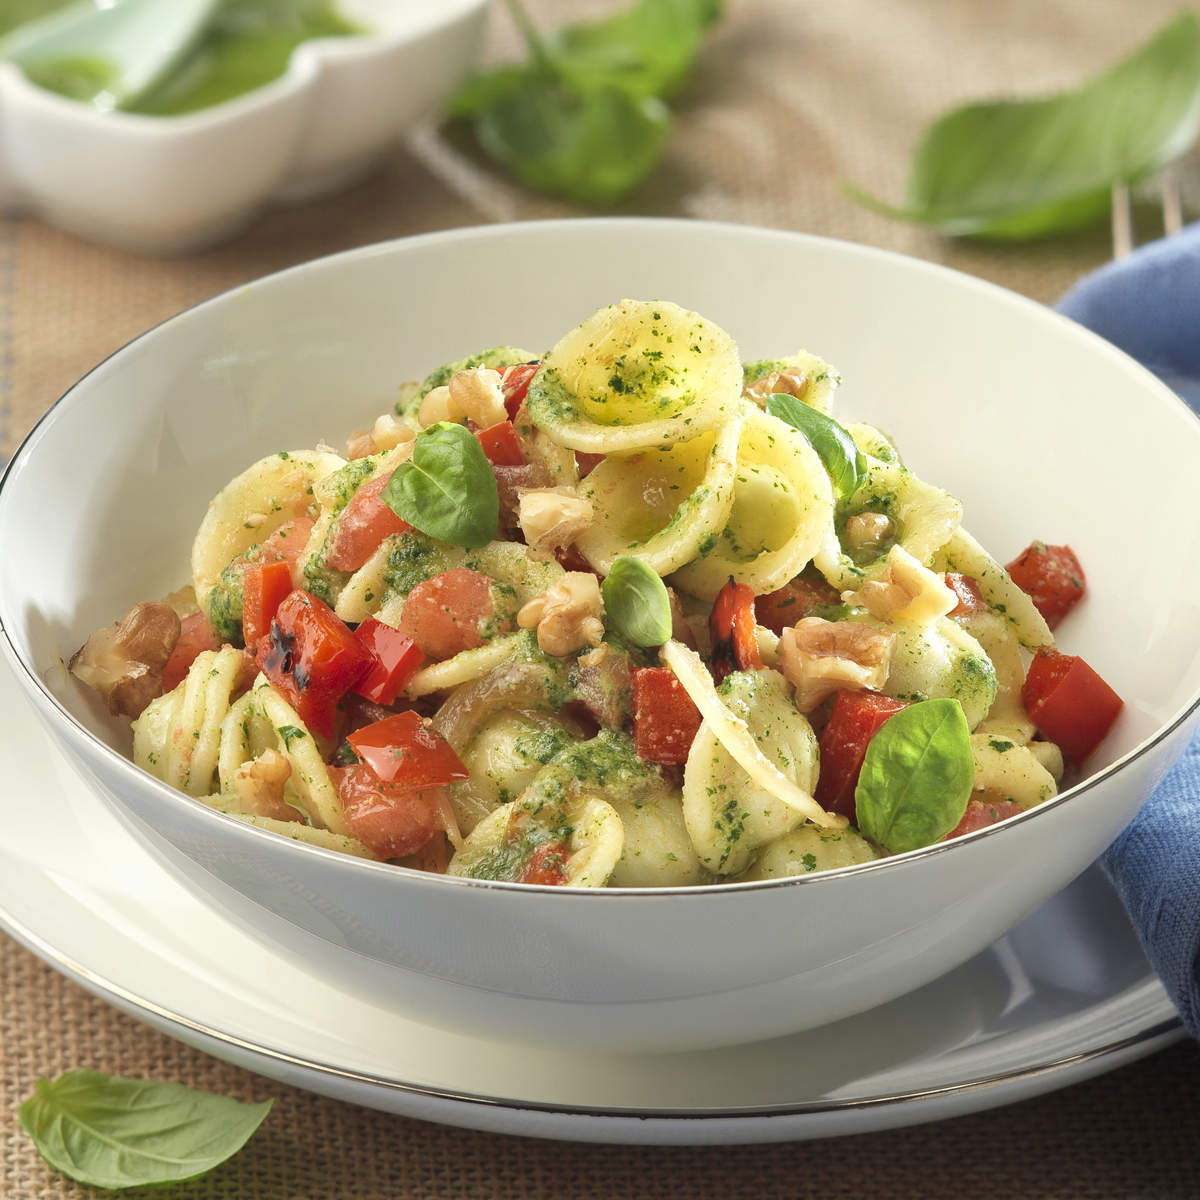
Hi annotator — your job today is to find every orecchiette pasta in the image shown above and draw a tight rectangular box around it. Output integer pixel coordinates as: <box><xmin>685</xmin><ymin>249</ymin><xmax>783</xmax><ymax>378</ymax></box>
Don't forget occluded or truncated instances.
<box><xmin>76</xmin><ymin>297</ymin><xmax>1122</xmax><ymax>889</ymax></box>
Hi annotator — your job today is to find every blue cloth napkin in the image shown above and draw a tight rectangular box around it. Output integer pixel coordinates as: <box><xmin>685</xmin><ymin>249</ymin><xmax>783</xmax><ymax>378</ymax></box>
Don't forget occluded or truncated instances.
<box><xmin>1058</xmin><ymin>221</ymin><xmax>1200</xmax><ymax>1036</ymax></box>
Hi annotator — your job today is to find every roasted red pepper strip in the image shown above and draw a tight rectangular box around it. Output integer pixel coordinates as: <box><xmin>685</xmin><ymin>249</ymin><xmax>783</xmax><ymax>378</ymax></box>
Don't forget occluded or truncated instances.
<box><xmin>256</xmin><ymin>590</ymin><xmax>372</xmax><ymax>739</ymax></box>
<box><xmin>1006</xmin><ymin>542</ymin><xmax>1086</xmax><ymax>629</ymax></box>
<box><xmin>347</xmin><ymin>711</ymin><xmax>469</xmax><ymax>790</ymax></box>
<box><xmin>242</xmin><ymin>561</ymin><xmax>294</xmax><ymax>650</ymax></box>
<box><xmin>632</xmin><ymin>667</ymin><xmax>703</xmax><ymax>764</ymax></box>
<box><xmin>944</xmin><ymin>572</ymin><xmax>987</xmax><ymax>618</ymax></box>
<box><xmin>1021</xmin><ymin>648</ymin><xmax>1122</xmax><ymax>763</ymax></box>
<box><xmin>500</xmin><ymin>362</ymin><xmax>541</xmax><ymax>420</ymax></box>
<box><xmin>353</xmin><ymin>616</ymin><xmax>424</xmax><ymax>705</ymax></box>
<box><xmin>475</xmin><ymin>421</ymin><xmax>526</xmax><ymax>467</ymax></box>
<box><xmin>814</xmin><ymin>690</ymin><xmax>909</xmax><ymax>820</ymax></box>
<box><xmin>709</xmin><ymin>578</ymin><xmax>763</xmax><ymax>683</ymax></box>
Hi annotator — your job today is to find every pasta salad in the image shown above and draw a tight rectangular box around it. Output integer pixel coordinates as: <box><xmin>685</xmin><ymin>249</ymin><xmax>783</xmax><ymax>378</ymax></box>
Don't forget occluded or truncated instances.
<box><xmin>69</xmin><ymin>299</ymin><xmax>1124</xmax><ymax>887</ymax></box>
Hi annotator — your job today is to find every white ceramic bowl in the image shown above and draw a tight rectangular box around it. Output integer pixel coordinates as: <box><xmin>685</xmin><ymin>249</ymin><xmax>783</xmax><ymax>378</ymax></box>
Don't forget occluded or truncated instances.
<box><xmin>2</xmin><ymin>219</ymin><xmax>1198</xmax><ymax>1053</ymax></box>
<box><xmin>0</xmin><ymin>0</ymin><xmax>487</xmax><ymax>253</ymax></box>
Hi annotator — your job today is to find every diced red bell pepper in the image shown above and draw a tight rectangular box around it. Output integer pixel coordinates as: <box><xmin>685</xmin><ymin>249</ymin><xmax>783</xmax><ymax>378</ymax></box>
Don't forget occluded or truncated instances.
<box><xmin>755</xmin><ymin>576</ymin><xmax>841</xmax><ymax>634</ymax></box>
<box><xmin>162</xmin><ymin>611</ymin><xmax>222</xmax><ymax>692</ymax></box>
<box><xmin>500</xmin><ymin>362</ymin><xmax>541</xmax><ymax>420</ymax></box>
<box><xmin>519</xmin><ymin>840</ymin><xmax>570</xmax><ymax>886</ymax></box>
<box><xmin>709</xmin><ymin>578</ymin><xmax>763</xmax><ymax>682</ymax></box>
<box><xmin>632</xmin><ymin>667</ymin><xmax>703</xmax><ymax>764</ymax></box>
<box><xmin>326</xmin><ymin>473</ymin><xmax>412</xmax><ymax>573</ymax></box>
<box><xmin>944</xmin><ymin>798</ymin><xmax>1024</xmax><ymax>839</ymax></box>
<box><xmin>815</xmin><ymin>690</ymin><xmax>910</xmax><ymax>820</ymax></box>
<box><xmin>944</xmin><ymin>572</ymin><xmax>987</xmax><ymax>618</ymax></box>
<box><xmin>1021</xmin><ymin>648</ymin><xmax>1122</xmax><ymax>763</ymax></box>
<box><xmin>1006</xmin><ymin>542</ymin><xmax>1086</xmax><ymax>629</ymax></box>
<box><xmin>331</xmin><ymin>763</ymin><xmax>448</xmax><ymax>859</ymax></box>
<box><xmin>475</xmin><ymin>421</ymin><xmax>526</xmax><ymax>467</ymax></box>
<box><xmin>346</xmin><ymin>711</ymin><xmax>469</xmax><ymax>790</ymax></box>
<box><xmin>353</xmin><ymin>616</ymin><xmax>425</xmax><ymax>705</ymax></box>
<box><xmin>256</xmin><ymin>590</ymin><xmax>372</xmax><ymax>738</ymax></box>
<box><xmin>242</xmin><ymin>561</ymin><xmax>294</xmax><ymax>650</ymax></box>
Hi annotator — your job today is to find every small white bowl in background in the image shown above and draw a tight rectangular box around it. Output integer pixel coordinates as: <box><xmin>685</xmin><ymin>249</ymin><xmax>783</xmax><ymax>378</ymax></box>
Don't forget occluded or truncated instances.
<box><xmin>1</xmin><ymin>219</ymin><xmax>1198</xmax><ymax>1052</ymax></box>
<box><xmin>0</xmin><ymin>0</ymin><xmax>488</xmax><ymax>254</ymax></box>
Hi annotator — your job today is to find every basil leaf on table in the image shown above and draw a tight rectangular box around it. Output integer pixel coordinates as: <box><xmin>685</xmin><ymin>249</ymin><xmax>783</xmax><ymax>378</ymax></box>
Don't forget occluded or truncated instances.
<box><xmin>766</xmin><ymin>392</ymin><xmax>866</xmax><ymax>500</ymax></box>
<box><xmin>383</xmin><ymin>422</ymin><xmax>499</xmax><ymax>549</ymax></box>
<box><xmin>602</xmin><ymin>555</ymin><xmax>673</xmax><ymax>646</ymax></box>
<box><xmin>449</xmin><ymin>0</ymin><xmax>721</xmax><ymax>206</ymax></box>
<box><xmin>845</xmin><ymin>11</ymin><xmax>1200</xmax><ymax>239</ymax></box>
<box><xmin>855</xmin><ymin>698</ymin><xmax>974</xmax><ymax>853</ymax></box>
<box><xmin>471</xmin><ymin>73</ymin><xmax>671</xmax><ymax>208</ymax></box>
<box><xmin>18</xmin><ymin>1070</ymin><xmax>272</xmax><ymax>1190</ymax></box>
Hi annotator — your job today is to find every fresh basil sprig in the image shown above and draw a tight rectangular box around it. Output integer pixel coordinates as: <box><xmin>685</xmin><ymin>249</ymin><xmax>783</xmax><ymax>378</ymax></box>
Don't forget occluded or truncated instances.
<box><xmin>449</xmin><ymin>0</ymin><xmax>721</xmax><ymax>206</ymax></box>
<box><xmin>602</xmin><ymin>555</ymin><xmax>673</xmax><ymax>646</ymax></box>
<box><xmin>766</xmin><ymin>393</ymin><xmax>866</xmax><ymax>500</ymax></box>
<box><xmin>845</xmin><ymin>12</ymin><xmax>1200</xmax><ymax>240</ymax></box>
<box><xmin>855</xmin><ymin>698</ymin><xmax>973</xmax><ymax>853</ymax></box>
<box><xmin>383</xmin><ymin>422</ymin><xmax>499</xmax><ymax>549</ymax></box>
<box><xmin>19</xmin><ymin>1070</ymin><xmax>272</xmax><ymax>1190</ymax></box>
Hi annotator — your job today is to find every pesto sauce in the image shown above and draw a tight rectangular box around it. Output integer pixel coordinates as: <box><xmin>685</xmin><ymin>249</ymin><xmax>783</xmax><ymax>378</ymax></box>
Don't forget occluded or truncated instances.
<box><xmin>9</xmin><ymin>0</ymin><xmax>362</xmax><ymax>114</ymax></box>
<box><xmin>416</xmin><ymin>346</ymin><xmax>534</xmax><ymax>401</ymax></box>
<box><xmin>382</xmin><ymin>531</ymin><xmax>450</xmax><ymax>599</ymax></box>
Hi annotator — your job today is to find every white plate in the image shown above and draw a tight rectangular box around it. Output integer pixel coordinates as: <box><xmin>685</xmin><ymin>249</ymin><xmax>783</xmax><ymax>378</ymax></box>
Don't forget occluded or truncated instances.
<box><xmin>0</xmin><ymin>659</ymin><xmax>1180</xmax><ymax>1144</ymax></box>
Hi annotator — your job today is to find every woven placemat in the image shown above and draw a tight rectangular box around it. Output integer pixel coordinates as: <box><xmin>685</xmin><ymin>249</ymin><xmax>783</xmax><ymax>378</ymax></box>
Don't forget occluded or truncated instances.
<box><xmin>2</xmin><ymin>0</ymin><xmax>1198</xmax><ymax>1195</ymax></box>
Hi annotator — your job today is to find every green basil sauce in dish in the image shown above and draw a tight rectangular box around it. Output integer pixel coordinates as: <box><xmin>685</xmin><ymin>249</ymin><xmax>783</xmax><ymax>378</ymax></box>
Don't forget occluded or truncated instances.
<box><xmin>5</xmin><ymin>0</ymin><xmax>363</xmax><ymax>114</ymax></box>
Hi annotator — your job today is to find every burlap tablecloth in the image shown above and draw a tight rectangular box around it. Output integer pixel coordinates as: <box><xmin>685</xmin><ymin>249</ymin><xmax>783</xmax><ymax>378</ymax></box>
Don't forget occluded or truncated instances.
<box><xmin>4</xmin><ymin>1</ymin><xmax>1200</xmax><ymax>1194</ymax></box>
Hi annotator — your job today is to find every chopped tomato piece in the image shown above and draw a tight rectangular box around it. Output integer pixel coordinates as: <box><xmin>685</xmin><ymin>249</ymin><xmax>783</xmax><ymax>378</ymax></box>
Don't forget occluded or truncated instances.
<box><xmin>944</xmin><ymin>798</ymin><xmax>1024</xmax><ymax>839</ymax></box>
<box><xmin>755</xmin><ymin>576</ymin><xmax>841</xmax><ymax>634</ymax></box>
<box><xmin>632</xmin><ymin>667</ymin><xmax>703</xmax><ymax>764</ymax></box>
<box><xmin>1006</xmin><ymin>542</ymin><xmax>1086</xmax><ymax>629</ymax></box>
<box><xmin>256</xmin><ymin>590</ymin><xmax>372</xmax><ymax>738</ymax></box>
<box><xmin>475</xmin><ymin>421</ymin><xmax>526</xmax><ymax>467</ymax></box>
<box><xmin>242</xmin><ymin>561</ymin><xmax>293</xmax><ymax>650</ymax></box>
<box><xmin>709</xmin><ymin>578</ymin><xmax>762</xmax><ymax>682</ymax></box>
<box><xmin>1021</xmin><ymin>648</ymin><xmax>1122</xmax><ymax>763</ymax></box>
<box><xmin>815</xmin><ymin>690</ymin><xmax>909</xmax><ymax>820</ymax></box>
<box><xmin>262</xmin><ymin>516</ymin><xmax>315</xmax><ymax>567</ymax></box>
<box><xmin>944</xmin><ymin>573</ymin><xmax>987</xmax><ymax>618</ymax></box>
<box><xmin>520</xmin><ymin>840</ymin><xmax>570</xmax><ymax>886</ymax></box>
<box><xmin>332</xmin><ymin>763</ymin><xmax>447</xmax><ymax>858</ymax></box>
<box><xmin>353</xmin><ymin>617</ymin><xmax>424</xmax><ymax>705</ymax></box>
<box><xmin>347</xmin><ymin>711</ymin><xmax>469</xmax><ymax>790</ymax></box>
<box><xmin>500</xmin><ymin>362</ymin><xmax>541</xmax><ymax>420</ymax></box>
<box><xmin>326</xmin><ymin>473</ymin><xmax>411</xmax><ymax>573</ymax></box>
<box><xmin>162</xmin><ymin>611</ymin><xmax>222</xmax><ymax>692</ymax></box>
<box><xmin>399</xmin><ymin>568</ymin><xmax>509</xmax><ymax>660</ymax></box>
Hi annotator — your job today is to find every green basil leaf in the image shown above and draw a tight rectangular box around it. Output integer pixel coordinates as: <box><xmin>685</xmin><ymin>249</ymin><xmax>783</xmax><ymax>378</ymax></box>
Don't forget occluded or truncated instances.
<box><xmin>766</xmin><ymin>393</ymin><xmax>866</xmax><ymax>500</ymax></box>
<box><xmin>551</xmin><ymin>0</ymin><xmax>723</xmax><ymax>99</ymax></box>
<box><xmin>383</xmin><ymin>422</ymin><xmax>499</xmax><ymax>549</ymax></box>
<box><xmin>854</xmin><ymin>698</ymin><xmax>973</xmax><ymax>853</ymax></box>
<box><xmin>845</xmin><ymin>12</ymin><xmax>1200</xmax><ymax>239</ymax></box>
<box><xmin>472</xmin><ymin>72</ymin><xmax>671</xmax><ymax>207</ymax></box>
<box><xmin>18</xmin><ymin>1070</ymin><xmax>272</xmax><ymax>1190</ymax></box>
<box><xmin>602</xmin><ymin>555</ymin><xmax>672</xmax><ymax>646</ymax></box>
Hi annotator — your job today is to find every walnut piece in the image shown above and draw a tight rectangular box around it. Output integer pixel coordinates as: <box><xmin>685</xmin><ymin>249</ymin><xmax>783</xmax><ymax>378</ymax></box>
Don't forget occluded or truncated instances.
<box><xmin>418</xmin><ymin>384</ymin><xmax>458</xmax><ymax>427</ymax></box>
<box><xmin>348</xmin><ymin>413</ymin><xmax>416</xmax><ymax>460</ymax></box>
<box><xmin>69</xmin><ymin>602</ymin><xmax>181</xmax><ymax>718</ymax></box>
<box><xmin>517</xmin><ymin>572</ymin><xmax>605</xmax><ymax>657</ymax></box>
<box><xmin>778</xmin><ymin>617</ymin><xmax>895</xmax><ymax>712</ymax></box>
<box><xmin>232</xmin><ymin>749</ymin><xmax>295</xmax><ymax>821</ymax></box>
<box><xmin>743</xmin><ymin>368</ymin><xmax>810</xmax><ymax>408</ymax></box>
<box><xmin>518</xmin><ymin>486</ymin><xmax>593</xmax><ymax>555</ymax></box>
<box><xmin>448</xmin><ymin>366</ymin><xmax>508</xmax><ymax>428</ymax></box>
<box><xmin>843</xmin><ymin>512</ymin><xmax>895</xmax><ymax>557</ymax></box>
<box><xmin>854</xmin><ymin>544</ymin><xmax>956</xmax><ymax>625</ymax></box>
